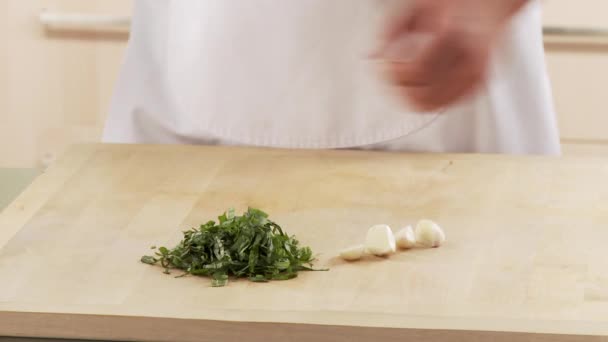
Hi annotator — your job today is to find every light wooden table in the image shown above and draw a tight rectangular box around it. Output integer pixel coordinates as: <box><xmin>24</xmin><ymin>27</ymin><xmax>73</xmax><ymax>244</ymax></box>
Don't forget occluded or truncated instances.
<box><xmin>1</xmin><ymin>144</ymin><xmax>607</xmax><ymax>342</ymax></box>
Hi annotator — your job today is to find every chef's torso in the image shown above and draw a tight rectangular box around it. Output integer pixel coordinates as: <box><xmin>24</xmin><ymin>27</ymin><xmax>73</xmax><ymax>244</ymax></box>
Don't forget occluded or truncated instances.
<box><xmin>104</xmin><ymin>0</ymin><xmax>560</xmax><ymax>154</ymax></box>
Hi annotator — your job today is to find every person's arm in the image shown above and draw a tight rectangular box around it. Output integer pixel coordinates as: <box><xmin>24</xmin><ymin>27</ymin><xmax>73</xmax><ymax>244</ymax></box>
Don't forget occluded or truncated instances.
<box><xmin>497</xmin><ymin>0</ymin><xmax>529</xmax><ymax>21</ymax></box>
<box><xmin>380</xmin><ymin>0</ymin><xmax>530</xmax><ymax>111</ymax></box>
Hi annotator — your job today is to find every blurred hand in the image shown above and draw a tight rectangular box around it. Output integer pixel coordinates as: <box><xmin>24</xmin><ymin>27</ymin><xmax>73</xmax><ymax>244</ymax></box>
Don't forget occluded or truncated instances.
<box><xmin>379</xmin><ymin>0</ymin><xmax>528</xmax><ymax>111</ymax></box>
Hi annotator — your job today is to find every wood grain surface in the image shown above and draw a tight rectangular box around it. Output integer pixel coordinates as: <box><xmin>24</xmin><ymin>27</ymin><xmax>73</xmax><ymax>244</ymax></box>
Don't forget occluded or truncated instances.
<box><xmin>1</xmin><ymin>144</ymin><xmax>607</xmax><ymax>341</ymax></box>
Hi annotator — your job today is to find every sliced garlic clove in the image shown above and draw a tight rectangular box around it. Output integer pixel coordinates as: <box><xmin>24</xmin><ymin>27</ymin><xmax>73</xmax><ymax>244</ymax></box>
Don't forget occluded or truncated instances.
<box><xmin>415</xmin><ymin>220</ymin><xmax>446</xmax><ymax>248</ymax></box>
<box><xmin>365</xmin><ymin>224</ymin><xmax>396</xmax><ymax>256</ymax></box>
<box><xmin>395</xmin><ymin>225</ymin><xmax>416</xmax><ymax>249</ymax></box>
<box><xmin>339</xmin><ymin>245</ymin><xmax>366</xmax><ymax>261</ymax></box>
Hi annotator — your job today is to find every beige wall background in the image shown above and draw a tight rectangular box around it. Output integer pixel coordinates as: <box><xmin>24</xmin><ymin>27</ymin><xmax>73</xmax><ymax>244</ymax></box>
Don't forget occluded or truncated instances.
<box><xmin>0</xmin><ymin>0</ymin><xmax>130</xmax><ymax>168</ymax></box>
<box><xmin>0</xmin><ymin>0</ymin><xmax>607</xmax><ymax>168</ymax></box>
<box><xmin>543</xmin><ymin>0</ymin><xmax>608</xmax><ymax>156</ymax></box>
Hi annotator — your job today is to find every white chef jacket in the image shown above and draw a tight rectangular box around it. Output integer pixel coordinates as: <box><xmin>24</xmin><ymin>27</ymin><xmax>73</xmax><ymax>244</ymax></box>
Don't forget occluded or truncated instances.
<box><xmin>103</xmin><ymin>0</ymin><xmax>561</xmax><ymax>155</ymax></box>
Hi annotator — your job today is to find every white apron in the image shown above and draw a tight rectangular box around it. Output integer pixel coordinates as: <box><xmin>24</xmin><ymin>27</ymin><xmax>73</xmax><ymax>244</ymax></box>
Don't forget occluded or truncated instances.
<box><xmin>104</xmin><ymin>0</ymin><xmax>561</xmax><ymax>155</ymax></box>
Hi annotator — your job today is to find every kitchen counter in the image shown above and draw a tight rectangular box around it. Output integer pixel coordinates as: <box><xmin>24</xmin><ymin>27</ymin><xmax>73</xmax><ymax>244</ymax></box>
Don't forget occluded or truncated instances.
<box><xmin>1</xmin><ymin>144</ymin><xmax>608</xmax><ymax>342</ymax></box>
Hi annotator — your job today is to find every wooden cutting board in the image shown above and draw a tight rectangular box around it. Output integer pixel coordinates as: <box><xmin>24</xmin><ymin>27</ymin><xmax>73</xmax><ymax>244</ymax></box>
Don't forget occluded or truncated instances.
<box><xmin>1</xmin><ymin>144</ymin><xmax>608</xmax><ymax>342</ymax></box>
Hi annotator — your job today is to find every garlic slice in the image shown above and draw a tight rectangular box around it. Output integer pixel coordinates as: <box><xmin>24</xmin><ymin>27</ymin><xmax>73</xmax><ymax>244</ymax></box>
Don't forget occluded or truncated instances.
<box><xmin>365</xmin><ymin>224</ymin><xmax>397</xmax><ymax>256</ymax></box>
<box><xmin>415</xmin><ymin>220</ymin><xmax>446</xmax><ymax>248</ymax></box>
<box><xmin>339</xmin><ymin>245</ymin><xmax>366</xmax><ymax>261</ymax></box>
<box><xmin>395</xmin><ymin>226</ymin><xmax>416</xmax><ymax>249</ymax></box>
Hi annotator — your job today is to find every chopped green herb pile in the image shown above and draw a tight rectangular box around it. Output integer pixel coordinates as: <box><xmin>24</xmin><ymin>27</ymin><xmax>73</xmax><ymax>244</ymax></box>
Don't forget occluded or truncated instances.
<box><xmin>141</xmin><ymin>208</ymin><xmax>325</xmax><ymax>287</ymax></box>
